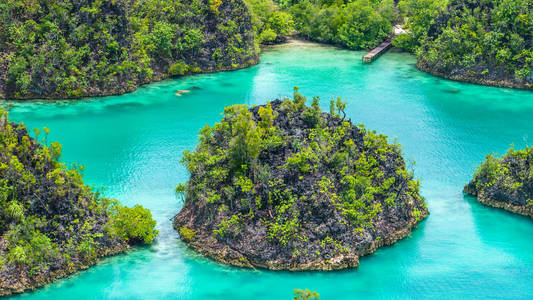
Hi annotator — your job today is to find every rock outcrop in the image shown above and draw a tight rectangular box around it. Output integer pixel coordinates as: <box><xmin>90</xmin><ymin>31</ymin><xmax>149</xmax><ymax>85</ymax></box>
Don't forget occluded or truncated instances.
<box><xmin>174</xmin><ymin>91</ymin><xmax>428</xmax><ymax>270</ymax></box>
<box><xmin>465</xmin><ymin>147</ymin><xmax>533</xmax><ymax>218</ymax></box>
<box><xmin>417</xmin><ymin>0</ymin><xmax>532</xmax><ymax>90</ymax></box>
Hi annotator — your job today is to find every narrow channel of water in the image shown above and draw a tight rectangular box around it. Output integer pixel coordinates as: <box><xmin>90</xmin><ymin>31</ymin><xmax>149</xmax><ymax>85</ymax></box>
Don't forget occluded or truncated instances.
<box><xmin>5</xmin><ymin>40</ymin><xmax>533</xmax><ymax>299</ymax></box>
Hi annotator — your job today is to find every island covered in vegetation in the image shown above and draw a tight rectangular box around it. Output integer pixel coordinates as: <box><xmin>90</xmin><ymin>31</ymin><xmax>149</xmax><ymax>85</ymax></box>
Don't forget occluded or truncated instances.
<box><xmin>0</xmin><ymin>0</ymin><xmax>258</xmax><ymax>99</ymax></box>
<box><xmin>465</xmin><ymin>147</ymin><xmax>533</xmax><ymax>218</ymax></box>
<box><xmin>174</xmin><ymin>90</ymin><xmax>428</xmax><ymax>270</ymax></box>
<box><xmin>395</xmin><ymin>0</ymin><xmax>532</xmax><ymax>89</ymax></box>
<box><xmin>0</xmin><ymin>110</ymin><xmax>158</xmax><ymax>296</ymax></box>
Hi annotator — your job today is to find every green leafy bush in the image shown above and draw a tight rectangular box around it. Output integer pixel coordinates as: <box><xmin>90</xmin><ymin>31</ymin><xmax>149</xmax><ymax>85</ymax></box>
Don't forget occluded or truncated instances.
<box><xmin>294</xmin><ymin>289</ymin><xmax>320</xmax><ymax>300</ymax></box>
<box><xmin>392</xmin><ymin>33</ymin><xmax>417</xmax><ymax>52</ymax></box>
<box><xmin>245</xmin><ymin>0</ymin><xmax>294</xmax><ymax>44</ymax></box>
<box><xmin>168</xmin><ymin>61</ymin><xmax>189</xmax><ymax>76</ymax></box>
<box><xmin>106</xmin><ymin>205</ymin><xmax>158</xmax><ymax>244</ymax></box>
<box><xmin>179</xmin><ymin>226</ymin><xmax>196</xmax><ymax>241</ymax></box>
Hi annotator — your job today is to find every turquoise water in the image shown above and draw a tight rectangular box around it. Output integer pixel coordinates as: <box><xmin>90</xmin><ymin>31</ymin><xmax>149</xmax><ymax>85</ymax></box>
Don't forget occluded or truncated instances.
<box><xmin>4</xmin><ymin>40</ymin><xmax>533</xmax><ymax>299</ymax></box>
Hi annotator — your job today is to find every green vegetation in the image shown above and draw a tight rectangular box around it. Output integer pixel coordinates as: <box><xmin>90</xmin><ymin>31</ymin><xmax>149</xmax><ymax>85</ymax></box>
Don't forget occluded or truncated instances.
<box><xmin>175</xmin><ymin>89</ymin><xmax>427</xmax><ymax>270</ymax></box>
<box><xmin>288</xmin><ymin>0</ymin><xmax>398</xmax><ymax>49</ymax></box>
<box><xmin>0</xmin><ymin>0</ymin><xmax>257</xmax><ymax>99</ymax></box>
<box><xmin>394</xmin><ymin>0</ymin><xmax>448</xmax><ymax>52</ymax></box>
<box><xmin>465</xmin><ymin>146</ymin><xmax>533</xmax><ymax>216</ymax></box>
<box><xmin>106</xmin><ymin>205</ymin><xmax>157</xmax><ymax>244</ymax></box>
<box><xmin>179</xmin><ymin>226</ymin><xmax>196</xmax><ymax>241</ymax></box>
<box><xmin>294</xmin><ymin>289</ymin><xmax>320</xmax><ymax>300</ymax></box>
<box><xmin>395</xmin><ymin>0</ymin><xmax>532</xmax><ymax>88</ymax></box>
<box><xmin>2</xmin><ymin>0</ymin><xmax>529</xmax><ymax>98</ymax></box>
<box><xmin>0</xmin><ymin>109</ymin><xmax>157</xmax><ymax>295</ymax></box>
<box><xmin>245</xmin><ymin>0</ymin><xmax>294</xmax><ymax>44</ymax></box>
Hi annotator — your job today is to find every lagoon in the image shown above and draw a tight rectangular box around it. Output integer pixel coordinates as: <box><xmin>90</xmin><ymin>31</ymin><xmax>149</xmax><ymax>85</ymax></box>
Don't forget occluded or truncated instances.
<box><xmin>5</xmin><ymin>40</ymin><xmax>533</xmax><ymax>299</ymax></box>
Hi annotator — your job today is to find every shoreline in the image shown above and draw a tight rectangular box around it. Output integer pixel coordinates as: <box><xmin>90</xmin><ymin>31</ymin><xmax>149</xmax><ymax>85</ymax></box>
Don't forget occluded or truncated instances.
<box><xmin>416</xmin><ymin>62</ymin><xmax>532</xmax><ymax>91</ymax></box>
<box><xmin>0</xmin><ymin>57</ymin><xmax>260</xmax><ymax>102</ymax></box>
<box><xmin>0</xmin><ymin>37</ymin><xmax>354</xmax><ymax>103</ymax></box>
<box><xmin>174</xmin><ymin>209</ymin><xmax>428</xmax><ymax>271</ymax></box>
<box><xmin>476</xmin><ymin>196</ymin><xmax>533</xmax><ymax>219</ymax></box>
<box><xmin>3</xmin><ymin>38</ymin><xmax>530</xmax><ymax>102</ymax></box>
<box><xmin>0</xmin><ymin>243</ymin><xmax>129</xmax><ymax>297</ymax></box>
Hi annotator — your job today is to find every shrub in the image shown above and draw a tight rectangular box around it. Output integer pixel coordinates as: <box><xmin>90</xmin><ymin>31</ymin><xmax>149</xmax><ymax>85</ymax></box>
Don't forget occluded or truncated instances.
<box><xmin>258</xmin><ymin>28</ymin><xmax>278</xmax><ymax>44</ymax></box>
<box><xmin>179</xmin><ymin>226</ymin><xmax>196</xmax><ymax>241</ymax></box>
<box><xmin>106</xmin><ymin>204</ymin><xmax>158</xmax><ymax>244</ymax></box>
<box><xmin>294</xmin><ymin>289</ymin><xmax>320</xmax><ymax>300</ymax></box>
<box><xmin>392</xmin><ymin>33</ymin><xmax>416</xmax><ymax>53</ymax></box>
<box><xmin>169</xmin><ymin>61</ymin><xmax>189</xmax><ymax>76</ymax></box>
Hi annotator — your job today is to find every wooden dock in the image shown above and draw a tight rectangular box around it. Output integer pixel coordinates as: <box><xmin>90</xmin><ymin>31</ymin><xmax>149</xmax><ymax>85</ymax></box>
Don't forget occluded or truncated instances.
<box><xmin>362</xmin><ymin>38</ymin><xmax>392</xmax><ymax>63</ymax></box>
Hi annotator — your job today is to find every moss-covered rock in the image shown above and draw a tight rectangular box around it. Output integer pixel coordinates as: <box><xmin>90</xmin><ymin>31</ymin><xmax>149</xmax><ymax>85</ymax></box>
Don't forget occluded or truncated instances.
<box><xmin>174</xmin><ymin>89</ymin><xmax>428</xmax><ymax>270</ymax></box>
<box><xmin>0</xmin><ymin>110</ymin><xmax>158</xmax><ymax>296</ymax></box>
<box><xmin>0</xmin><ymin>0</ymin><xmax>258</xmax><ymax>99</ymax></box>
<box><xmin>464</xmin><ymin>147</ymin><xmax>533</xmax><ymax>218</ymax></box>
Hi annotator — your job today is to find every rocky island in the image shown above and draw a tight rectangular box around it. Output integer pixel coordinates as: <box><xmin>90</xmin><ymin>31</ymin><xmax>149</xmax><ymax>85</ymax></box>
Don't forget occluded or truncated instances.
<box><xmin>464</xmin><ymin>147</ymin><xmax>533</xmax><ymax>218</ymax></box>
<box><xmin>415</xmin><ymin>0</ymin><xmax>532</xmax><ymax>89</ymax></box>
<box><xmin>0</xmin><ymin>0</ymin><xmax>257</xmax><ymax>99</ymax></box>
<box><xmin>0</xmin><ymin>110</ymin><xmax>158</xmax><ymax>296</ymax></box>
<box><xmin>174</xmin><ymin>90</ymin><xmax>428</xmax><ymax>270</ymax></box>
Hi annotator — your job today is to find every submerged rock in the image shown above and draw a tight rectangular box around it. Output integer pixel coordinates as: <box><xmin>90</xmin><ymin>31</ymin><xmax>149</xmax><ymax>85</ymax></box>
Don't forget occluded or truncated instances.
<box><xmin>444</xmin><ymin>89</ymin><xmax>460</xmax><ymax>94</ymax></box>
<box><xmin>464</xmin><ymin>147</ymin><xmax>533</xmax><ymax>218</ymax></box>
<box><xmin>0</xmin><ymin>110</ymin><xmax>158</xmax><ymax>296</ymax></box>
<box><xmin>175</xmin><ymin>90</ymin><xmax>191</xmax><ymax>96</ymax></box>
<box><xmin>174</xmin><ymin>90</ymin><xmax>428</xmax><ymax>270</ymax></box>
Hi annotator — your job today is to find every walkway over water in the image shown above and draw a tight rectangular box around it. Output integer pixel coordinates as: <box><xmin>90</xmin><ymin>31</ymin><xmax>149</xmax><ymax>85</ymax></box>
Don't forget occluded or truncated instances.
<box><xmin>362</xmin><ymin>25</ymin><xmax>406</xmax><ymax>63</ymax></box>
<box><xmin>362</xmin><ymin>38</ymin><xmax>392</xmax><ymax>63</ymax></box>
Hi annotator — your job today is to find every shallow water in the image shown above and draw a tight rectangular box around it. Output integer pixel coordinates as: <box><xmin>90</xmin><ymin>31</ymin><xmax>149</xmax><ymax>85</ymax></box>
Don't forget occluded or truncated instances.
<box><xmin>4</xmin><ymin>40</ymin><xmax>533</xmax><ymax>299</ymax></box>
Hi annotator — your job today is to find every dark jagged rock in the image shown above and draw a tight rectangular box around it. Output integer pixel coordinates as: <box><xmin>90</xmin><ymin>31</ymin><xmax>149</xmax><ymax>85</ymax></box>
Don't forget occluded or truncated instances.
<box><xmin>0</xmin><ymin>0</ymin><xmax>258</xmax><ymax>100</ymax></box>
<box><xmin>0</xmin><ymin>110</ymin><xmax>157</xmax><ymax>296</ymax></box>
<box><xmin>174</xmin><ymin>92</ymin><xmax>428</xmax><ymax>270</ymax></box>
<box><xmin>465</xmin><ymin>147</ymin><xmax>533</xmax><ymax>218</ymax></box>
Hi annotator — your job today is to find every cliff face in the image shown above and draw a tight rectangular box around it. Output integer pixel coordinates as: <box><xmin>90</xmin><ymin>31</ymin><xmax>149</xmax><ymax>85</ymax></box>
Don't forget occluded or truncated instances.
<box><xmin>174</xmin><ymin>93</ymin><xmax>428</xmax><ymax>270</ymax></box>
<box><xmin>0</xmin><ymin>0</ymin><xmax>258</xmax><ymax>99</ymax></box>
<box><xmin>417</xmin><ymin>0</ymin><xmax>532</xmax><ymax>89</ymax></box>
<box><xmin>0</xmin><ymin>110</ymin><xmax>157</xmax><ymax>296</ymax></box>
<box><xmin>465</xmin><ymin>147</ymin><xmax>533</xmax><ymax>218</ymax></box>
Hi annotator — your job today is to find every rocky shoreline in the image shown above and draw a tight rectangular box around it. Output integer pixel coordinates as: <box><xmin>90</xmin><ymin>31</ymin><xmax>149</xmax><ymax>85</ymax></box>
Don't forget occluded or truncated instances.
<box><xmin>0</xmin><ymin>243</ymin><xmax>129</xmax><ymax>297</ymax></box>
<box><xmin>417</xmin><ymin>62</ymin><xmax>532</xmax><ymax>91</ymax></box>
<box><xmin>0</xmin><ymin>0</ymin><xmax>259</xmax><ymax>100</ymax></box>
<box><xmin>174</xmin><ymin>211</ymin><xmax>427</xmax><ymax>271</ymax></box>
<box><xmin>0</xmin><ymin>111</ymin><xmax>158</xmax><ymax>297</ymax></box>
<box><xmin>473</xmin><ymin>195</ymin><xmax>533</xmax><ymax>219</ymax></box>
<box><xmin>0</xmin><ymin>57</ymin><xmax>259</xmax><ymax>101</ymax></box>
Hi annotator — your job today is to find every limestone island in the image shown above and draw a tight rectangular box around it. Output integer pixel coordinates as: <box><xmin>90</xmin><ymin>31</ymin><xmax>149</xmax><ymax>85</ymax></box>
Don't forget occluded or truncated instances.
<box><xmin>174</xmin><ymin>90</ymin><xmax>428</xmax><ymax>270</ymax></box>
<box><xmin>0</xmin><ymin>0</ymin><xmax>257</xmax><ymax>100</ymax></box>
<box><xmin>0</xmin><ymin>110</ymin><xmax>158</xmax><ymax>296</ymax></box>
<box><xmin>464</xmin><ymin>147</ymin><xmax>533</xmax><ymax>218</ymax></box>
<box><xmin>414</xmin><ymin>0</ymin><xmax>532</xmax><ymax>90</ymax></box>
